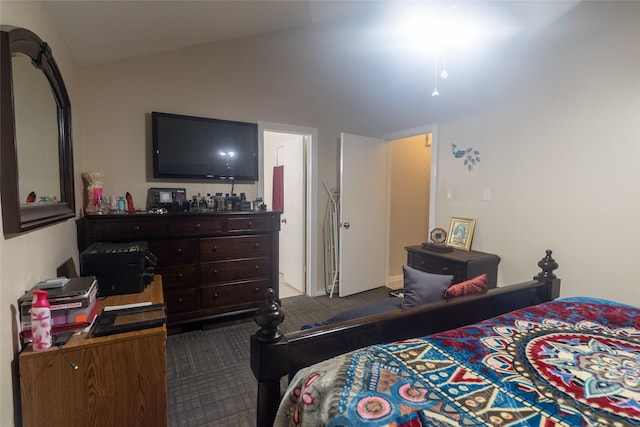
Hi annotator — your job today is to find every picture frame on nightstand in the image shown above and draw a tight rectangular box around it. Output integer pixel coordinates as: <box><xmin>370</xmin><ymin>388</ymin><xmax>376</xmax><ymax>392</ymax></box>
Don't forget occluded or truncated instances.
<box><xmin>446</xmin><ymin>217</ymin><xmax>476</xmax><ymax>251</ymax></box>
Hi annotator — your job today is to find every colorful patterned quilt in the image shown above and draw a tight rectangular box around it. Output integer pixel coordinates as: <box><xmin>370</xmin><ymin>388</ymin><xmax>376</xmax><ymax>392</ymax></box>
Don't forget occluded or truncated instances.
<box><xmin>274</xmin><ymin>297</ymin><xmax>640</xmax><ymax>426</ymax></box>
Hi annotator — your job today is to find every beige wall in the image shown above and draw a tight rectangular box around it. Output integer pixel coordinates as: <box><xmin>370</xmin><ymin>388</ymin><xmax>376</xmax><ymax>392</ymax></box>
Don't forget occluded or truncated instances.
<box><xmin>1</xmin><ymin>1</ymin><xmax>639</xmax><ymax>425</ymax></box>
<box><xmin>435</xmin><ymin>3</ymin><xmax>640</xmax><ymax>303</ymax></box>
<box><xmin>0</xmin><ymin>2</ymin><xmax>85</xmax><ymax>425</ymax></box>
<box><xmin>388</xmin><ymin>135</ymin><xmax>431</xmax><ymax>280</ymax></box>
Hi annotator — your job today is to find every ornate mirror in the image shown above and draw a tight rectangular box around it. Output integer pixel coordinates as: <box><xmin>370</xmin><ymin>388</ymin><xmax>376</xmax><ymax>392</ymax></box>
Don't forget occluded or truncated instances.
<box><xmin>0</xmin><ymin>26</ymin><xmax>75</xmax><ymax>236</ymax></box>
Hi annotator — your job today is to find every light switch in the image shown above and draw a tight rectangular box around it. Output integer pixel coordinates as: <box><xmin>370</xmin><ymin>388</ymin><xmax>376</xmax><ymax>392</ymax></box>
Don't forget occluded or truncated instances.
<box><xmin>483</xmin><ymin>189</ymin><xmax>491</xmax><ymax>201</ymax></box>
<box><xmin>446</xmin><ymin>188</ymin><xmax>454</xmax><ymax>199</ymax></box>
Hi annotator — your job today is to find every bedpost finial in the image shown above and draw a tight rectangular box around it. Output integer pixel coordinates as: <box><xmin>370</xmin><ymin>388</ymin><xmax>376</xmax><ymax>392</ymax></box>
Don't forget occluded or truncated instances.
<box><xmin>535</xmin><ymin>249</ymin><xmax>558</xmax><ymax>282</ymax></box>
<box><xmin>254</xmin><ymin>288</ymin><xmax>285</xmax><ymax>343</ymax></box>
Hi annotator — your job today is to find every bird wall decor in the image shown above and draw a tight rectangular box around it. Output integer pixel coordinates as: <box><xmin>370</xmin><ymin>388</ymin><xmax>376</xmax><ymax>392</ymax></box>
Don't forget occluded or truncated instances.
<box><xmin>451</xmin><ymin>144</ymin><xmax>480</xmax><ymax>171</ymax></box>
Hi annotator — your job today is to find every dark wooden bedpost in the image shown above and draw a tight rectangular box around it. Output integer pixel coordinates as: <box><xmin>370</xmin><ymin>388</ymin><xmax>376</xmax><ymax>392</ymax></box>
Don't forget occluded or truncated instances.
<box><xmin>534</xmin><ymin>249</ymin><xmax>560</xmax><ymax>300</ymax></box>
<box><xmin>251</xmin><ymin>288</ymin><xmax>288</xmax><ymax>427</ymax></box>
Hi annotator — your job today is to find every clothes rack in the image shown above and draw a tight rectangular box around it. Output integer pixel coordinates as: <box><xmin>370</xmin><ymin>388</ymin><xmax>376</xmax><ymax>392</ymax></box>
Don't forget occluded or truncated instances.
<box><xmin>322</xmin><ymin>181</ymin><xmax>340</xmax><ymax>297</ymax></box>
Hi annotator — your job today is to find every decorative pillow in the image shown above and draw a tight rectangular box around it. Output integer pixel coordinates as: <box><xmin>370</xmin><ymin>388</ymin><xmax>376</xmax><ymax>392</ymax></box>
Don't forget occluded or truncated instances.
<box><xmin>443</xmin><ymin>274</ymin><xmax>489</xmax><ymax>299</ymax></box>
<box><xmin>402</xmin><ymin>265</ymin><xmax>454</xmax><ymax>308</ymax></box>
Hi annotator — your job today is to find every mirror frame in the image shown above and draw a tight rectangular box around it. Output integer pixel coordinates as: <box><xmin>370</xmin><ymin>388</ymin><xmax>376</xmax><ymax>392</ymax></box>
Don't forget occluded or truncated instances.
<box><xmin>1</xmin><ymin>26</ymin><xmax>75</xmax><ymax>237</ymax></box>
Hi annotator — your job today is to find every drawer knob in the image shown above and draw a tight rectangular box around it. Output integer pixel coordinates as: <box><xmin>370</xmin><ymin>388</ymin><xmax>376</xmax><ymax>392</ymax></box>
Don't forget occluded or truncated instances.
<box><xmin>194</xmin><ymin>223</ymin><xmax>201</xmax><ymax>229</ymax></box>
<box><xmin>212</xmin><ymin>269</ymin><xmax>218</xmax><ymax>276</ymax></box>
<box><xmin>212</xmin><ymin>293</ymin><xmax>218</xmax><ymax>299</ymax></box>
<box><xmin>254</xmin><ymin>243</ymin><xmax>260</xmax><ymax>248</ymax></box>
<box><xmin>177</xmin><ymin>298</ymin><xmax>183</xmax><ymax>304</ymax></box>
<box><xmin>176</xmin><ymin>273</ymin><xmax>183</xmax><ymax>280</ymax></box>
<box><xmin>255</xmin><ymin>287</ymin><xmax>260</xmax><ymax>293</ymax></box>
<box><xmin>132</xmin><ymin>225</ymin><xmax>141</xmax><ymax>232</ymax></box>
<box><xmin>211</xmin><ymin>246</ymin><xmax>218</xmax><ymax>252</ymax></box>
<box><xmin>247</xmin><ymin>221</ymin><xmax>253</xmax><ymax>228</ymax></box>
<box><xmin>254</xmin><ymin>265</ymin><xmax>260</xmax><ymax>271</ymax></box>
<box><xmin>176</xmin><ymin>248</ymin><xmax>182</xmax><ymax>254</ymax></box>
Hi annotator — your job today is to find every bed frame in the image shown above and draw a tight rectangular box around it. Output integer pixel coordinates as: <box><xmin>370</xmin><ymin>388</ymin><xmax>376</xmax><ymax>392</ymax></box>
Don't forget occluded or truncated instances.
<box><xmin>250</xmin><ymin>250</ymin><xmax>560</xmax><ymax>427</ymax></box>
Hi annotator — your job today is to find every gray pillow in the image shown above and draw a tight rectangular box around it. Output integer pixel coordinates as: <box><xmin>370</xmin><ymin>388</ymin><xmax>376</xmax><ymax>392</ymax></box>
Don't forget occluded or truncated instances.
<box><xmin>402</xmin><ymin>265</ymin><xmax>454</xmax><ymax>308</ymax></box>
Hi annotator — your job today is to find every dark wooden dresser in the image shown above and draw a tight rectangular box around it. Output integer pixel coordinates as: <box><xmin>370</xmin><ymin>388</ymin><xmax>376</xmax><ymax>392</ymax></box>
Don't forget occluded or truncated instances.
<box><xmin>405</xmin><ymin>246</ymin><xmax>501</xmax><ymax>288</ymax></box>
<box><xmin>78</xmin><ymin>211</ymin><xmax>281</xmax><ymax>327</ymax></box>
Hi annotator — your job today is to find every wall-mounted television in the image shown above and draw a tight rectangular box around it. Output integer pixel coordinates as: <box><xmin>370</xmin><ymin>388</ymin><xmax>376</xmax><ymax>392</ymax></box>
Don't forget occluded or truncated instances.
<box><xmin>152</xmin><ymin>111</ymin><xmax>258</xmax><ymax>181</ymax></box>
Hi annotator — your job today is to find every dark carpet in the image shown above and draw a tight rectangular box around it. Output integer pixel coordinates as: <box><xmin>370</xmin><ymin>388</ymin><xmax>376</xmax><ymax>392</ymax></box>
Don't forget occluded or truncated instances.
<box><xmin>166</xmin><ymin>286</ymin><xmax>391</xmax><ymax>426</ymax></box>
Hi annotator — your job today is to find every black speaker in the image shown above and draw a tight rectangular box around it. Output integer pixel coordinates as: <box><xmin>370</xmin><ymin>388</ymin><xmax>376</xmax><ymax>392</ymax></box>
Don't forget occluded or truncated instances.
<box><xmin>80</xmin><ymin>241</ymin><xmax>156</xmax><ymax>297</ymax></box>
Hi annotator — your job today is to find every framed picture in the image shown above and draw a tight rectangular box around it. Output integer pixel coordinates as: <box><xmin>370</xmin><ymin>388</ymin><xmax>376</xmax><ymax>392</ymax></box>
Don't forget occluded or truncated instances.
<box><xmin>446</xmin><ymin>217</ymin><xmax>476</xmax><ymax>251</ymax></box>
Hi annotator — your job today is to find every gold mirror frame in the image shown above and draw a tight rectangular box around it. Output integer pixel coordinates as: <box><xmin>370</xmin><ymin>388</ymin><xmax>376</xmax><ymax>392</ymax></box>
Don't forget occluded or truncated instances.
<box><xmin>0</xmin><ymin>26</ymin><xmax>75</xmax><ymax>236</ymax></box>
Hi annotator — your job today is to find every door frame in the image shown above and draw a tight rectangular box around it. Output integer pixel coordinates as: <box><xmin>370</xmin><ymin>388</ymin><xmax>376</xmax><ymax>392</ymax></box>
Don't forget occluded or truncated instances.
<box><xmin>382</xmin><ymin>123</ymin><xmax>439</xmax><ymax>285</ymax></box>
<box><xmin>258</xmin><ymin>121</ymin><xmax>318</xmax><ymax>297</ymax></box>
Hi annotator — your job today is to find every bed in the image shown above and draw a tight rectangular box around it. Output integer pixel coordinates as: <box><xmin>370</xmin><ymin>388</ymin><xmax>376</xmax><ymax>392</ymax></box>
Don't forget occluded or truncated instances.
<box><xmin>251</xmin><ymin>250</ymin><xmax>570</xmax><ymax>426</ymax></box>
<box><xmin>275</xmin><ymin>295</ymin><xmax>639</xmax><ymax>426</ymax></box>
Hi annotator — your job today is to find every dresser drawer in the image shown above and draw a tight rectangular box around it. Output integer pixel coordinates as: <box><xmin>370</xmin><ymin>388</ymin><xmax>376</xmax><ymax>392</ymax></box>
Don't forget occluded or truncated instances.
<box><xmin>200</xmin><ymin>257</ymin><xmax>270</xmax><ymax>284</ymax></box>
<box><xmin>155</xmin><ymin>264</ymin><xmax>197</xmax><ymax>289</ymax></box>
<box><xmin>164</xmin><ymin>288</ymin><xmax>198</xmax><ymax>314</ymax></box>
<box><xmin>148</xmin><ymin>239</ymin><xmax>197</xmax><ymax>266</ymax></box>
<box><xmin>102</xmin><ymin>218</ymin><xmax>167</xmax><ymax>240</ymax></box>
<box><xmin>407</xmin><ymin>251</ymin><xmax>431</xmax><ymax>271</ymax></box>
<box><xmin>427</xmin><ymin>259</ymin><xmax>463</xmax><ymax>280</ymax></box>
<box><xmin>168</xmin><ymin>217</ymin><xmax>224</xmax><ymax>236</ymax></box>
<box><xmin>407</xmin><ymin>252</ymin><xmax>463</xmax><ymax>280</ymax></box>
<box><xmin>200</xmin><ymin>235</ymin><xmax>270</xmax><ymax>261</ymax></box>
<box><xmin>227</xmin><ymin>215</ymin><xmax>279</xmax><ymax>232</ymax></box>
<box><xmin>85</xmin><ymin>220</ymin><xmax>103</xmax><ymax>242</ymax></box>
<box><xmin>200</xmin><ymin>280</ymin><xmax>269</xmax><ymax>309</ymax></box>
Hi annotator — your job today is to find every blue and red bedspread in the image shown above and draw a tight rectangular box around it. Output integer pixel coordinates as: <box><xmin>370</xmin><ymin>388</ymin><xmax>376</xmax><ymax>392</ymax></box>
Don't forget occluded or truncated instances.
<box><xmin>275</xmin><ymin>297</ymin><xmax>640</xmax><ymax>426</ymax></box>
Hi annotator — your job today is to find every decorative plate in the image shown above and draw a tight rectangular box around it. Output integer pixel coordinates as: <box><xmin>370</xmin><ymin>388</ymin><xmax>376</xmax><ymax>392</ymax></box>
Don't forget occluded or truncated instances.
<box><xmin>429</xmin><ymin>227</ymin><xmax>447</xmax><ymax>244</ymax></box>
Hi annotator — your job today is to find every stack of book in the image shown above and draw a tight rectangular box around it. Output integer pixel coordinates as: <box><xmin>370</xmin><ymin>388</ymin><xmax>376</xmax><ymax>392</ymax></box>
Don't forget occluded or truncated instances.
<box><xmin>19</xmin><ymin>276</ymin><xmax>99</xmax><ymax>340</ymax></box>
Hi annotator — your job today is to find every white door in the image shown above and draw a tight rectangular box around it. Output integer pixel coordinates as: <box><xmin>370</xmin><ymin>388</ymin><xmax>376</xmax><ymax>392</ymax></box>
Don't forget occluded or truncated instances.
<box><xmin>339</xmin><ymin>133</ymin><xmax>388</xmax><ymax>297</ymax></box>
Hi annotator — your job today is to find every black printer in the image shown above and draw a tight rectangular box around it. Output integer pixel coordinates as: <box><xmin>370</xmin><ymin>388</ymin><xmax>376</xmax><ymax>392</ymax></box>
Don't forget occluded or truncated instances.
<box><xmin>80</xmin><ymin>241</ymin><xmax>156</xmax><ymax>297</ymax></box>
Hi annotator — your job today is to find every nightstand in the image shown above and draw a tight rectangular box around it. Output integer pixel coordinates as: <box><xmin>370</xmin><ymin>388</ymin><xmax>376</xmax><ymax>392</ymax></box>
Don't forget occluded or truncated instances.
<box><xmin>405</xmin><ymin>246</ymin><xmax>501</xmax><ymax>288</ymax></box>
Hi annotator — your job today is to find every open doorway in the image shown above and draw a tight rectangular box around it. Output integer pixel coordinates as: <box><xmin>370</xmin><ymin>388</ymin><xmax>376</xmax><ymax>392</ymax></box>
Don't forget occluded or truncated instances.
<box><xmin>386</xmin><ymin>133</ymin><xmax>432</xmax><ymax>288</ymax></box>
<box><xmin>384</xmin><ymin>124</ymin><xmax>438</xmax><ymax>288</ymax></box>
<box><xmin>258</xmin><ymin>122</ymin><xmax>318</xmax><ymax>297</ymax></box>
<box><xmin>332</xmin><ymin>124</ymin><xmax>437</xmax><ymax>297</ymax></box>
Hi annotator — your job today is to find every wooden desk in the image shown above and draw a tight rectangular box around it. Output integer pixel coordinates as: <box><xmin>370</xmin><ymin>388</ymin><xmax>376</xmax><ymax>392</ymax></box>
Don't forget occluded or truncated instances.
<box><xmin>19</xmin><ymin>276</ymin><xmax>167</xmax><ymax>427</ymax></box>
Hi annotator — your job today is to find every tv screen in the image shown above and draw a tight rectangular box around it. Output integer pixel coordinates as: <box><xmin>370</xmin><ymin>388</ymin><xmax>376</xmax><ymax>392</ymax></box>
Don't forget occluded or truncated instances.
<box><xmin>152</xmin><ymin>112</ymin><xmax>258</xmax><ymax>181</ymax></box>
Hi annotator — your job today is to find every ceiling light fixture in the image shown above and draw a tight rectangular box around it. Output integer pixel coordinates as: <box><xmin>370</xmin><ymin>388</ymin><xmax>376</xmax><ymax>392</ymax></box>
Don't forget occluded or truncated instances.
<box><xmin>440</xmin><ymin>51</ymin><xmax>448</xmax><ymax>79</ymax></box>
<box><xmin>432</xmin><ymin>55</ymin><xmax>440</xmax><ymax>97</ymax></box>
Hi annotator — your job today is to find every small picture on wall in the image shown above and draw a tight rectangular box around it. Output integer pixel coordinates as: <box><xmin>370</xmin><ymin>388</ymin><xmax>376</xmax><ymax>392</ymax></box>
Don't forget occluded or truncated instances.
<box><xmin>446</xmin><ymin>217</ymin><xmax>476</xmax><ymax>251</ymax></box>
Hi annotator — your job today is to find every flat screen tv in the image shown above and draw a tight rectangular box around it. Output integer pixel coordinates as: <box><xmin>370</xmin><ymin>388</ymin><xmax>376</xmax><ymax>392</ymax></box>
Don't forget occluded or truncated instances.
<box><xmin>152</xmin><ymin>111</ymin><xmax>258</xmax><ymax>181</ymax></box>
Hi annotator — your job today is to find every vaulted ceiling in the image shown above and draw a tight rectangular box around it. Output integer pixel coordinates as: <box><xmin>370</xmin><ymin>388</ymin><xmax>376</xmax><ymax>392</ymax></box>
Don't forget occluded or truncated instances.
<box><xmin>40</xmin><ymin>1</ymin><xmax>582</xmax><ymax>127</ymax></box>
<box><xmin>43</xmin><ymin>1</ymin><xmax>579</xmax><ymax>66</ymax></box>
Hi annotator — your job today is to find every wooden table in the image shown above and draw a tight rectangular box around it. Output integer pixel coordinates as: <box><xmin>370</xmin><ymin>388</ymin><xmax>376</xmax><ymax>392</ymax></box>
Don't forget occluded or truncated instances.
<box><xmin>19</xmin><ymin>276</ymin><xmax>167</xmax><ymax>427</ymax></box>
